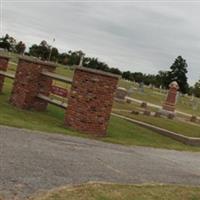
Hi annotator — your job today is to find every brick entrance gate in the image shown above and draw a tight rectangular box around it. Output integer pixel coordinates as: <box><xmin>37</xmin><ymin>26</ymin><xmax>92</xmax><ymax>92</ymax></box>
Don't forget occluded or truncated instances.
<box><xmin>0</xmin><ymin>55</ymin><xmax>119</xmax><ymax>136</ymax></box>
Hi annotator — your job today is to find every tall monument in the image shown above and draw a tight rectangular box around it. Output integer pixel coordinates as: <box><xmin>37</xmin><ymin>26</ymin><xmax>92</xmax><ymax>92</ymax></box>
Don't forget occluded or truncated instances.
<box><xmin>162</xmin><ymin>81</ymin><xmax>179</xmax><ymax>113</ymax></box>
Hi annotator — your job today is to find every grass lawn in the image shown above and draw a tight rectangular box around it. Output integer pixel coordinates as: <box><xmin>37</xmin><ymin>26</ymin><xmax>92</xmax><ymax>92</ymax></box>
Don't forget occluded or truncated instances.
<box><xmin>1</xmin><ymin>79</ymin><xmax>200</xmax><ymax>151</ymax></box>
<box><xmin>31</xmin><ymin>183</ymin><xmax>200</xmax><ymax>200</ymax></box>
<box><xmin>113</xmin><ymin>109</ymin><xmax>200</xmax><ymax>138</ymax></box>
<box><xmin>113</xmin><ymin>101</ymin><xmax>158</xmax><ymax>112</ymax></box>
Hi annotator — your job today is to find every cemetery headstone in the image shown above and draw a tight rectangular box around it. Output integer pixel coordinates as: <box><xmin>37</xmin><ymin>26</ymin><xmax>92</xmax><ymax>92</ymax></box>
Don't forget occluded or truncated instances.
<box><xmin>138</xmin><ymin>82</ymin><xmax>144</xmax><ymax>93</ymax></box>
<box><xmin>115</xmin><ymin>87</ymin><xmax>128</xmax><ymax>101</ymax></box>
<box><xmin>131</xmin><ymin>110</ymin><xmax>139</xmax><ymax>115</ymax></box>
<box><xmin>190</xmin><ymin>96</ymin><xmax>199</xmax><ymax>123</ymax></box>
<box><xmin>127</xmin><ymin>87</ymin><xmax>134</xmax><ymax>96</ymax></box>
<box><xmin>190</xmin><ymin>115</ymin><xmax>197</xmax><ymax>123</ymax></box>
<box><xmin>143</xmin><ymin>110</ymin><xmax>151</xmax><ymax>116</ymax></box>
<box><xmin>126</xmin><ymin>98</ymin><xmax>131</xmax><ymax>104</ymax></box>
<box><xmin>191</xmin><ymin>95</ymin><xmax>199</xmax><ymax>112</ymax></box>
<box><xmin>162</xmin><ymin>81</ymin><xmax>179</xmax><ymax>114</ymax></box>
<box><xmin>140</xmin><ymin>102</ymin><xmax>147</xmax><ymax>109</ymax></box>
<box><xmin>154</xmin><ymin>111</ymin><xmax>161</xmax><ymax>117</ymax></box>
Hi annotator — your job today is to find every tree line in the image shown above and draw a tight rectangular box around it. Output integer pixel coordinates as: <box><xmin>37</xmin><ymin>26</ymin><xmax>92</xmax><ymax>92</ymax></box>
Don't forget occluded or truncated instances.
<box><xmin>0</xmin><ymin>34</ymin><xmax>200</xmax><ymax>97</ymax></box>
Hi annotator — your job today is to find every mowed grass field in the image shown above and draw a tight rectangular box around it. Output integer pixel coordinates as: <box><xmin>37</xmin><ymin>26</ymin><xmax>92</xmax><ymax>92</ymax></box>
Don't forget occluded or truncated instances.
<box><xmin>0</xmin><ymin>73</ymin><xmax>200</xmax><ymax>151</ymax></box>
<box><xmin>113</xmin><ymin>110</ymin><xmax>200</xmax><ymax>138</ymax></box>
<box><xmin>31</xmin><ymin>183</ymin><xmax>200</xmax><ymax>200</ymax></box>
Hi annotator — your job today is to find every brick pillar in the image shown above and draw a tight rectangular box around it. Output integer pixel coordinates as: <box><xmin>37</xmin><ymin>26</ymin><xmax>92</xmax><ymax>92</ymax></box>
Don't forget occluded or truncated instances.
<box><xmin>0</xmin><ymin>55</ymin><xmax>10</xmax><ymax>93</ymax></box>
<box><xmin>65</xmin><ymin>67</ymin><xmax>119</xmax><ymax>136</ymax></box>
<box><xmin>10</xmin><ymin>56</ymin><xmax>56</xmax><ymax>110</ymax></box>
<box><xmin>162</xmin><ymin>81</ymin><xmax>179</xmax><ymax>112</ymax></box>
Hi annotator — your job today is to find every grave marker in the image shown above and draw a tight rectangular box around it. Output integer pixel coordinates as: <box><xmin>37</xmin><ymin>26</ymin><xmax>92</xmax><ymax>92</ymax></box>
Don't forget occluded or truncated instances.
<box><xmin>162</xmin><ymin>81</ymin><xmax>179</xmax><ymax>113</ymax></box>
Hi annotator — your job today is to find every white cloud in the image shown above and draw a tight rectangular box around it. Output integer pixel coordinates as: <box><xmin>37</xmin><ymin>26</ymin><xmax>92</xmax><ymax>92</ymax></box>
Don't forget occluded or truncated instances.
<box><xmin>2</xmin><ymin>1</ymin><xmax>200</xmax><ymax>84</ymax></box>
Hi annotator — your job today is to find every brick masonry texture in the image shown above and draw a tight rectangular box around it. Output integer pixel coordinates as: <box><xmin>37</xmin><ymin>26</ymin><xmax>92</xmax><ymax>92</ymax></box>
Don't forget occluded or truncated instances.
<box><xmin>0</xmin><ymin>55</ymin><xmax>9</xmax><ymax>93</ymax></box>
<box><xmin>65</xmin><ymin>67</ymin><xmax>119</xmax><ymax>136</ymax></box>
<box><xmin>10</xmin><ymin>56</ymin><xmax>56</xmax><ymax>110</ymax></box>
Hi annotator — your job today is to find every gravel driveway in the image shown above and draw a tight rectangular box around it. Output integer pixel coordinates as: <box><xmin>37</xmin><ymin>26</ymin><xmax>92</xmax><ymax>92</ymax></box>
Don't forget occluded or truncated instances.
<box><xmin>0</xmin><ymin>125</ymin><xmax>200</xmax><ymax>199</ymax></box>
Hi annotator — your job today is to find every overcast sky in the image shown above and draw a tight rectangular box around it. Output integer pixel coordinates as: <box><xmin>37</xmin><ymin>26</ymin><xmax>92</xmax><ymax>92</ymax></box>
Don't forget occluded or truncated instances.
<box><xmin>1</xmin><ymin>0</ymin><xmax>200</xmax><ymax>85</ymax></box>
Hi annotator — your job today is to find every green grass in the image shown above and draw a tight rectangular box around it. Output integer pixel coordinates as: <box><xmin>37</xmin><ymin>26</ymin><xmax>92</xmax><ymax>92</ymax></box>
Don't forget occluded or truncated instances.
<box><xmin>103</xmin><ymin>116</ymin><xmax>200</xmax><ymax>151</ymax></box>
<box><xmin>113</xmin><ymin>110</ymin><xmax>200</xmax><ymax>138</ymax></box>
<box><xmin>31</xmin><ymin>183</ymin><xmax>200</xmax><ymax>200</ymax></box>
<box><xmin>1</xmin><ymin>79</ymin><xmax>200</xmax><ymax>151</ymax></box>
<box><xmin>113</xmin><ymin>101</ymin><xmax>158</xmax><ymax>112</ymax></box>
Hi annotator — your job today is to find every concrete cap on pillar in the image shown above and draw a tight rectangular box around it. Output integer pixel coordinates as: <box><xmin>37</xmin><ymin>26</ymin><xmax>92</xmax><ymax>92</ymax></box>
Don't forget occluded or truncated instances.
<box><xmin>18</xmin><ymin>55</ymin><xmax>57</xmax><ymax>68</ymax></box>
<box><xmin>74</xmin><ymin>66</ymin><xmax>121</xmax><ymax>79</ymax></box>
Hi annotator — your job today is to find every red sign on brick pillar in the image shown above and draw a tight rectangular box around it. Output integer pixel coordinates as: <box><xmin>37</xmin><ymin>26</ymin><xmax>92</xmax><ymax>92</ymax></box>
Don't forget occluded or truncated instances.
<box><xmin>0</xmin><ymin>55</ymin><xmax>10</xmax><ymax>93</ymax></box>
<box><xmin>10</xmin><ymin>56</ymin><xmax>56</xmax><ymax>110</ymax></box>
<box><xmin>51</xmin><ymin>85</ymin><xmax>68</xmax><ymax>97</ymax></box>
<box><xmin>65</xmin><ymin>67</ymin><xmax>120</xmax><ymax>136</ymax></box>
<box><xmin>162</xmin><ymin>81</ymin><xmax>179</xmax><ymax>112</ymax></box>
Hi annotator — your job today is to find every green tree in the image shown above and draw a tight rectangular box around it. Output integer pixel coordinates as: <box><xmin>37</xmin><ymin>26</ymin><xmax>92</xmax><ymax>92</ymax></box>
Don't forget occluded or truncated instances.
<box><xmin>122</xmin><ymin>71</ymin><xmax>133</xmax><ymax>81</ymax></box>
<box><xmin>49</xmin><ymin>47</ymin><xmax>59</xmax><ymax>62</ymax></box>
<box><xmin>132</xmin><ymin>72</ymin><xmax>144</xmax><ymax>83</ymax></box>
<box><xmin>29</xmin><ymin>40</ymin><xmax>50</xmax><ymax>60</ymax></box>
<box><xmin>83</xmin><ymin>56</ymin><xmax>110</xmax><ymax>72</ymax></box>
<box><xmin>193</xmin><ymin>80</ymin><xmax>200</xmax><ymax>97</ymax></box>
<box><xmin>169</xmin><ymin>56</ymin><xmax>189</xmax><ymax>94</ymax></box>
<box><xmin>188</xmin><ymin>86</ymin><xmax>194</xmax><ymax>96</ymax></box>
<box><xmin>109</xmin><ymin>67</ymin><xmax>122</xmax><ymax>75</ymax></box>
<box><xmin>157</xmin><ymin>70</ymin><xmax>171</xmax><ymax>89</ymax></box>
<box><xmin>58</xmin><ymin>53</ymin><xmax>69</xmax><ymax>65</ymax></box>
<box><xmin>0</xmin><ymin>34</ymin><xmax>16</xmax><ymax>52</ymax></box>
<box><xmin>15</xmin><ymin>41</ymin><xmax>26</xmax><ymax>54</ymax></box>
<box><xmin>38</xmin><ymin>40</ymin><xmax>50</xmax><ymax>60</ymax></box>
<box><xmin>29</xmin><ymin>44</ymin><xmax>39</xmax><ymax>57</ymax></box>
<box><xmin>67</xmin><ymin>50</ymin><xmax>85</xmax><ymax>65</ymax></box>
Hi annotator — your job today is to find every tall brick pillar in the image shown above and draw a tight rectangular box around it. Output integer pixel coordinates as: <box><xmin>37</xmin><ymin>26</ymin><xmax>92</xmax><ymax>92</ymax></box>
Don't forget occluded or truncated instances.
<box><xmin>10</xmin><ymin>56</ymin><xmax>56</xmax><ymax>110</ymax></box>
<box><xmin>0</xmin><ymin>55</ymin><xmax>10</xmax><ymax>93</ymax></box>
<box><xmin>65</xmin><ymin>67</ymin><xmax>119</xmax><ymax>136</ymax></box>
<box><xmin>162</xmin><ymin>81</ymin><xmax>179</xmax><ymax>113</ymax></box>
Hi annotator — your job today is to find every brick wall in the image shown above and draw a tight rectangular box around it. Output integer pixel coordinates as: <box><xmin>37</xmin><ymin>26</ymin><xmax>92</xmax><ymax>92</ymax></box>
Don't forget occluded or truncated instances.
<box><xmin>65</xmin><ymin>67</ymin><xmax>119</xmax><ymax>136</ymax></box>
<box><xmin>10</xmin><ymin>56</ymin><xmax>56</xmax><ymax>110</ymax></box>
<box><xmin>0</xmin><ymin>55</ymin><xmax>9</xmax><ymax>93</ymax></box>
